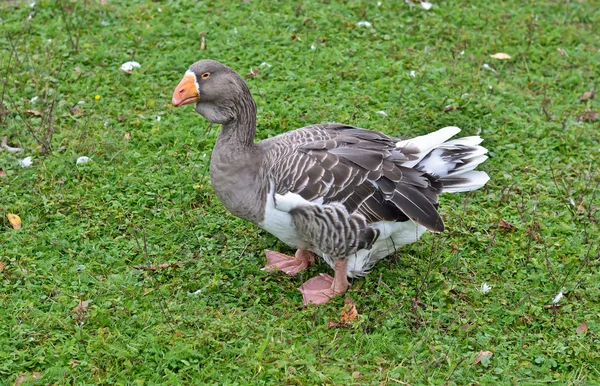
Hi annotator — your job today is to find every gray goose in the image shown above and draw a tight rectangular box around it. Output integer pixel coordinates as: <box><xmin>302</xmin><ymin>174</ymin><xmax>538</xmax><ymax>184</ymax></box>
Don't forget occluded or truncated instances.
<box><xmin>172</xmin><ymin>60</ymin><xmax>490</xmax><ymax>305</ymax></box>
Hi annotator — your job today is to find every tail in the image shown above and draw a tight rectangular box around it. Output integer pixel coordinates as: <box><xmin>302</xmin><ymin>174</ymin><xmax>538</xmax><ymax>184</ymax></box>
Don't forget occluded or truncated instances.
<box><xmin>397</xmin><ymin>126</ymin><xmax>490</xmax><ymax>193</ymax></box>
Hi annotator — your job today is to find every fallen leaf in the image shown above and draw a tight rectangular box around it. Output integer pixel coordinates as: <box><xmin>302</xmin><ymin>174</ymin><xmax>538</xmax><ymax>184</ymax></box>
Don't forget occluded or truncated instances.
<box><xmin>498</xmin><ymin>218</ymin><xmax>516</xmax><ymax>231</ymax></box>
<box><xmin>0</xmin><ymin>168</ymin><xmax>7</xmax><ymax>178</ymax></box>
<box><xmin>490</xmin><ymin>52</ymin><xmax>511</xmax><ymax>60</ymax></box>
<box><xmin>443</xmin><ymin>105</ymin><xmax>461</xmax><ymax>112</ymax></box>
<box><xmin>577</xmin><ymin>204</ymin><xmax>585</xmax><ymax>213</ymax></box>
<box><xmin>118</xmin><ymin>115</ymin><xmax>126</xmax><ymax>122</ymax></box>
<box><xmin>0</xmin><ymin>261</ymin><xmax>5</xmax><ymax>272</ymax></box>
<box><xmin>328</xmin><ymin>298</ymin><xmax>359</xmax><ymax>328</ymax></box>
<box><xmin>14</xmin><ymin>372</ymin><xmax>41</xmax><ymax>386</ymax></box>
<box><xmin>25</xmin><ymin>109</ymin><xmax>43</xmax><ymax>117</ymax></box>
<box><xmin>68</xmin><ymin>359</ymin><xmax>80</xmax><ymax>368</ymax></box>
<box><xmin>7</xmin><ymin>213</ymin><xmax>22</xmax><ymax>230</ymax></box>
<box><xmin>340</xmin><ymin>298</ymin><xmax>358</xmax><ymax>323</ymax></box>
<box><xmin>557</xmin><ymin>47</ymin><xmax>569</xmax><ymax>57</ymax></box>
<box><xmin>124</xmin><ymin>132</ymin><xmax>131</xmax><ymax>140</ymax></box>
<box><xmin>473</xmin><ymin>350</ymin><xmax>493</xmax><ymax>364</ymax></box>
<box><xmin>580</xmin><ymin>89</ymin><xmax>596</xmax><ymax>102</ymax></box>
<box><xmin>577</xmin><ymin>111</ymin><xmax>599</xmax><ymax>122</ymax></box>
<box><xmin>352</xmin><ymin>371</ymin><xmax>363</xmax><ymax>379</ymax></box>
<box><xmin>576</xmin><ymin>321</ymin><xmax>588</xmax><ymax>334</ymax></box>
<box><xmin>69</xmin><ymin>107</ymin><xmax>82</xmax><ymax>115</ymax></box>
<box><xmin>73</xmin><ymin>300</ymin><xmax>89</xmax><ymax>322</ymax></box>
<box><xmin>245</xmin><ymin>68</ymin><xmax>260</xmax><ymax>79</ymax></box>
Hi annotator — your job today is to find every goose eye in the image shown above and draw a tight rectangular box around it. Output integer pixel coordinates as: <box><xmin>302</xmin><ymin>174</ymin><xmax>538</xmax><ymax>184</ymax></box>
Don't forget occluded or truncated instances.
<box><xmin>201</xmin><ymin>72</ymin><xmax>210</xmax><ymax>80</ymax></box>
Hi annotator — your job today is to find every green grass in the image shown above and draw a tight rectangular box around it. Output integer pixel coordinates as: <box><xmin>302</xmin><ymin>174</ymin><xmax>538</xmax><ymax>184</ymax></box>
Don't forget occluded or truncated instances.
<box><xmin>1</xmin><ymin>0</ymin><xmax>599</xmax><ymax>384</ymax></box>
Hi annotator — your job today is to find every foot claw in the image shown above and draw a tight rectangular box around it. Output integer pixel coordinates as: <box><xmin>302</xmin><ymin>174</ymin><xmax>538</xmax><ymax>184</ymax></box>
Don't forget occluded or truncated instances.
<box><xmin>262</xmin><ymin>249</ymin><xmax>313</xmax><ymax>276</ymax></box>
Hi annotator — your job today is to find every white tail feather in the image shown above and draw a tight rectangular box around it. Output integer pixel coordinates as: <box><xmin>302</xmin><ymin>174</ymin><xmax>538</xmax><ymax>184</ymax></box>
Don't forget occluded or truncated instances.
<box><xmin>405</xmin><ymin>127</ymin><xmax>490</xmax><ymax>193</ymax></box>
<box><xmin>396</xmin><ymin>126</ymin><xmax>461</xmax><ymax>168</ymax></box>
<box><xmin>440</xmin><ymin>171</ymin><xmax>490</xmax><ymax>192</ymax></box>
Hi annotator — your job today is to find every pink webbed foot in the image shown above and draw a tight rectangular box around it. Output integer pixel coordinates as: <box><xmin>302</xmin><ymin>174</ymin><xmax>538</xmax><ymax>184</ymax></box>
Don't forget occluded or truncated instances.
<box><xmin>298</xmin><ymin>274</ymin><xmax>337</xmax><ymax>305</ymax></box>
<box><xmin>298</xmin><ymin>259</ymin><xmax>351</xmax><ymax>305</ymax></box>
<box><xmin>262</xmin><ymin>249</ymin><xmax>315</xmax><ymax>276</ymax></box>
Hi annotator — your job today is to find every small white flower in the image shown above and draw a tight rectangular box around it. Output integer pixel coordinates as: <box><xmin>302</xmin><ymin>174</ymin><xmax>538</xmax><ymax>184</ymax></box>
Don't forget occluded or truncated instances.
<box><xmin>259</xmin><ymin>62</ymin><xmax>272</xmax><ymax>68</ymax></box>
<box><xmin>157</xmin><ymin>7</ymin><xmax>162</xmax><ymax>12</ymax></box>
<box><xmin>101</xmin><ymin>20</ymin><xmax>109</xmax><ymax>26</ymax></box>
<box><xmin>552</xmin><ymin>289</ymin><xmax>564</xmax><ymax>304</ymax></box>
<box><xmin>156</xmin><ymin>116</ymin><xmax>161</xmax><ymax>121</ymax></box>
<box><xmin>377</xmin><ymin>1</ymin><xmax>382</xmax><ymax>6</ymax></box>
<box><xmin>76</xmin><ymin>156</ymin><xmax>91</xmax><ymax>165</ymax></box>
<box><xmin>104</xmin><ymin>121</ymin><xmax>109</xmax><ymax>127</ymax></box>
<box><xmin>482</xmin><ymin>63</ymin><xmax>496</xmax><ymax>73</ymax></box>
<box><xmin>233</xmin><ymin>27</ymin><xmax>237</xmax><ymax>34</ymax></box>
<box><xmin>421</xmin><ymin>1</ymin><xmax>433</xmax><ymax>10</ymax></box>
<box><xmin>476</xmin><ymin>282</ymin><xmax>492</xmax><ymax>294</ymax></box>
<box><xmin>375</xmin><ymin>110</ymin><xmax>388</xmax><ymax>117</ymax></box>
<box><xmin>30</xmin><ymin>1</ymin><xmax>35</xmax><ymax>8</ymax></box>
<box><xmin>30</xmin><ymin>96</ymin><xmax>38</xmax><ymax>103</ymax></box>
<box><xmin>460</xmin><ymin>50</ymin><xmax>465</xmax><ymax>55</ymax></box>
<box><xmin>120</xmin><ymin>61</ymin><xmax>141</xmax><ymax>72</ymax></box>
<box><xmin>18</xmin><ymin>156</ymin><xmax>33</xmax><ymax>168</ymax></box>
<box><xmin>310</xmin><ymin>44</ymin><xmax>316</xmax><ymax>50</ymax></box>
<box><xmin>409</xmin><ymin>70</ymin><xmax>416</xmax><ymax>77</ymax></box>
<box><xmin>356</xmin><ymin>21</ymin><xmax>372</xmax><ymax>27</ymax></box>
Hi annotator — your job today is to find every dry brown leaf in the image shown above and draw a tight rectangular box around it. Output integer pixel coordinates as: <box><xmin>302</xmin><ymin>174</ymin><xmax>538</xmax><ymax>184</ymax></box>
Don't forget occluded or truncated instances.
<box><xmin>328</xmin><ymin>298</ymin><xmax>359</xmax><ymax>328</ymax></box>
<box><xmin>124</xmin><ymin>132</ymin><xmax>131</xmax><ymax>140</ymax></box>
<box><xmin>498</xmin><ymin>218</ymin><xmax>516</xmax><ymax>231</ymax></box>
<box><xmin>73</xmin><ymin>300</ymin><xmax>89</xmax><ymax>322</ymax></box>
<box><xmin>69</xmin><ymin>107</ymin><xmax>82</xmax><ymax>115</ymax></box>
<box><xmin>25</xmin><ymin>109</ymin><xmax>43</xmax><ymax>117</ymax></box>
<box><xmin>580</xmin><ymin>89</ymin><xmax>596</xmax><ymax>102</ymax></box>
<box><xmin>14</xmin><ymin>372</ymin><xmax>41</xmax><ymax>386</ymax></box>
<box><xmin>577</xmin><ymin>204</ymin><xmax>585</xmax><ymax>213</ymax></box>
<box><xmin>340</xmin><ymin>298</ymin><xmax>358</xmax><ymax>323</ymax></box>
<box><xmin>118</xmin><ymin>115</ymin><xmax>126</xmax><ymax>122</ymax></box>
<box><xmin>7</xmin><ymin>213</ymin><xmax>22</xmax><ymax>230</ymax></box>
<box><xmin>490</xmin><ymin>53</ymin><xmax>511</xmax><ymax>60</ymax></box>
<box><xmin>0</xmin><ymin>168</ymin><xmax>7</xmax><ymax>178</ymax></box>
<box><xmin>0</xmin><ymin>261</ymin><xmax>5</xmax><ymax>272</ymax></box>
<box><xmin>473</xmin><ymin>350</ymin><xmax>493</xmax><ymax>364</ymax></box>
<box><xmin>576</xmin><ymin>321</ymin><xmax>588</xmax><ymax>334</ymax></box>
<box><xmin>577</xmin><ymin>111</ymin><xmax>599</xmax><ymax>122</ymax></box>
<box><xmin>352</xmin><ymin>371</ymin><xmax>363</xmax><ymax>379</ymax></box>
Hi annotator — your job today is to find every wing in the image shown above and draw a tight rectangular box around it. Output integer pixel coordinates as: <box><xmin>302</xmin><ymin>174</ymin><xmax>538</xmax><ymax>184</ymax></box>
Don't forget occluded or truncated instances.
<box><xmin>260</xmin><ymin>123</ymin><xmax>445</xmax><ymax>232</ymax></box>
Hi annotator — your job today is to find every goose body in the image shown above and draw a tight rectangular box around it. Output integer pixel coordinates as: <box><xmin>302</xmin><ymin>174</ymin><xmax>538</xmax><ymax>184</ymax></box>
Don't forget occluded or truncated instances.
<box><xmin>172</xmin><ymin>60</ymin><xmax>490</xmax><ymax>304</ymax></box>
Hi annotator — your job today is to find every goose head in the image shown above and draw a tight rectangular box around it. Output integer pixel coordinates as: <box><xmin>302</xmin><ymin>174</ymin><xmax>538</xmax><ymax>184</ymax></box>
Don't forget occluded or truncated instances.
<box><xmin>171</xmin><ymin>59</ymin><xmax>254</xmax><ymax>125</ymax></box>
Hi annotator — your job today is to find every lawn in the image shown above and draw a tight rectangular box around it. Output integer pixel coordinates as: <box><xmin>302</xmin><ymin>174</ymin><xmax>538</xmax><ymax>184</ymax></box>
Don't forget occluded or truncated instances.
<box><xmin>1</xmin><ymin>0</ymin><xmax>599</xmax><ymax>384</ymax></box>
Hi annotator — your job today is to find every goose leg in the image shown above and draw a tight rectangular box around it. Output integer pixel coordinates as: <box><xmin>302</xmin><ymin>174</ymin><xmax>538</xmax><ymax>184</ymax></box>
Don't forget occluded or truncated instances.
<box><xmin>262</xmin><ymin>249</ymin><xmax>315</xmax><ymax>276</ymax></box>
<box><xmin>298</xmin><ymin>259</ymin><xmax>350</xmax><ymax>305</ymax></box>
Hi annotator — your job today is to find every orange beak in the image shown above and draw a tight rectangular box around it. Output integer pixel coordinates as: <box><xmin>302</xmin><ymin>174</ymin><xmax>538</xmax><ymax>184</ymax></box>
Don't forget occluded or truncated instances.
<box><xmin>172</xmin><ymin>73</ymin><xmax>199</xmax><ymax>107</ymax></box>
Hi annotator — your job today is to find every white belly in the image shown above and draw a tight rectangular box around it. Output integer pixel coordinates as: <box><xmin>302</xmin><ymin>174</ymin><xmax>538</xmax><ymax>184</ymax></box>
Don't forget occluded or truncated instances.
<box><xmin>327</xmin><ymin>220</ymin><xmax>428</xmax><ymax>278</ymax></box>
<box><xmin>258</xmin><ymin>183</ymin><xmax>428</xmax><ymax>278</ymax></box>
